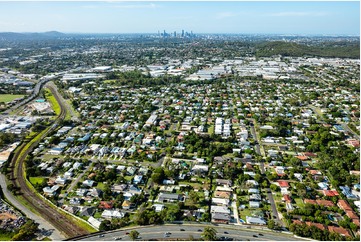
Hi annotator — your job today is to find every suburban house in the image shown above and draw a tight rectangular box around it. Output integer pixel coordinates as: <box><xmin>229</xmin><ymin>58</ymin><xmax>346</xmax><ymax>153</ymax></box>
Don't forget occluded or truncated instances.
<box><xmin>157</xmin><ymin>193</ymin><xmax>182</xmax><ymax>203</ymax></box>
<box><xmin>246</xmin><ymin>216</ymin><xmax>266</xmax><ymax>225</ymax></box>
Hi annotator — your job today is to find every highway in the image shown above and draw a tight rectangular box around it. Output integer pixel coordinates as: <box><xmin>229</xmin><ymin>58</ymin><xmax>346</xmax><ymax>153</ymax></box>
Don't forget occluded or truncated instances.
<box><xmin>74</xmin><ymin>224</ymin><xmax>303</xmax><ymax>241</ymax></box>
<box><xmin>1</xmin><ymin>76</ymin><xmax>55</xmax><ymax>115</ymax></box>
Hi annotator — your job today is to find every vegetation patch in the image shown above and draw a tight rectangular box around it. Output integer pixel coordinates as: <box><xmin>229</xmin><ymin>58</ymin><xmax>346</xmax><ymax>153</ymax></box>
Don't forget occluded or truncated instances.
<box><xmin>29</xmin><ymin>177</ymin><xmax>46</xmax><ymax>186</ymax></box>
<box><xmin>44</xmin><ymin>89</ymin><xmax>61</xmax><ymax>115</ymax></box>
<box><xmin>0</xmin><ymin>94</ymin><xmax>24</xmax><ymax>103</ymax></box>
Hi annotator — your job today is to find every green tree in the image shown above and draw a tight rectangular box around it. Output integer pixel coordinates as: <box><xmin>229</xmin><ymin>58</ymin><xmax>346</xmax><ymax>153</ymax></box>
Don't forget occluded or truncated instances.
<box><xmin>11</xmin><ymin>220</ymin><xmax>39</xmax><ymax>241</ymax></box>
<box><xmin>99</xmin><ymin>220</ymin><xmax>112</xmax><ymax>231</ymax></box>
<box><xmin>129</xmin><ymin>230</ymin><xmax>140</xmax><ymax>240</ymax></box>
<box><xmin>201</xmin><ymin>227</ymin><xmax>217</xmax><ymax>241</ymax></box>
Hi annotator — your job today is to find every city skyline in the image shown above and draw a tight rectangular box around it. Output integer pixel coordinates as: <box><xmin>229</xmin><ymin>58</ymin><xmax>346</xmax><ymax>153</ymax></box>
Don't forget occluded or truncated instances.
<box><xmin>0</xmin><ymin>1</ymin><xmax>359</xmax><ymax>35</ymax></box>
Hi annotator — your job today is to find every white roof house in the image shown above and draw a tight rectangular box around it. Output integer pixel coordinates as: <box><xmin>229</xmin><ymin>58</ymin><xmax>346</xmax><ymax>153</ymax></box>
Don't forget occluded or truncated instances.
<box><xmin>246</xmin><ymin>216</ymin><xmax>266</xmax><ymax>225</ymax></box>
<box><xmin>210</xmin><ymin>205</ymin><xmax>230</xmax><ymax>214</ymax></box>
<box><xmin>101</xmin><ymin>210</ymin><xmax>124</xmax><ymax>219</ymax></box>
<box><xmin>88</xmin><ymin>216</ymin><xmax>101</xmax><ymax>229</ymax></box>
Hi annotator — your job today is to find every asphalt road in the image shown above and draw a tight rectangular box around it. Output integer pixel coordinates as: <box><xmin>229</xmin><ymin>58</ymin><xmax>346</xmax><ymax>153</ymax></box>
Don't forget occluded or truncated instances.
<box><xmin>248</xmin><ymin>119</ymin><xmax>283</xmax><ymax>227</ymax></box>
<box><xmin>76</xmin><ymin>224</ymin><xmax>303</xmax><ymax>241</ymax></box>
<box><xmin>2</xmin><ymin>78</ymin><xmax>49</xmax><ymax>115</ymax></box>
<box><xmin>341</xmin><ymin>123</ymin><xmax>360</xmax><ymax>140</ymax></box>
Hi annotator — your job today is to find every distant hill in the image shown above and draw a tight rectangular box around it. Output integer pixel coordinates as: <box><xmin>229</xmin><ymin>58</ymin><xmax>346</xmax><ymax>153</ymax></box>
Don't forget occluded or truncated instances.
<box><xmin>0</xmin><ymin>31</ymin><xmax>66</xmax><ymax>40</ymax></box>
<box><xmin>255</xmin><ymin>41</ymin><xmax>360</xmax><ymax>59</ymax></box>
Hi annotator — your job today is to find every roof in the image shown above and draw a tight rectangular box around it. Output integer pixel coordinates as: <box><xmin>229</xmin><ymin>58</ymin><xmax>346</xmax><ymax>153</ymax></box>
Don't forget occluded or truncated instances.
<box><xmin>316</xmin><ymin>199</ymin><xmax>335</xmax><ymax>207</ymax></box>
<box><xmin>327</xmin><ymin>226</ymin><xmax>351</xmax><ymax>237</ymax></box>
<box><xmin>283</xmin><ymin>194</ymin><xmax>292</xmax><ymax>202</ymax></box>
<box><xmin>214</xmin><ymin>190</ymin><xmax>231</xmax><ymax>199</ymax></box>
<box><xmin>277</xmin><ymin>180</ymin><xmax>289</xmax><ymax>187</ymax></box>
<box><xmin>158</xmin><ymin>193</ymin><xmax>180</xmax><ymax>200</ymax></box>
<box><xmin>80</xmin><ymin>207</ymin><xmax>96</xmax><ymax>217</ymax></box>
<box><xmin>87</xmin><ymin>216</ymin><xmax>101</xmax><ymax>229</ymax></box>
<box><xmin>309</xmin><ymin>170</ymin><xmax>322</xmax><ymax>175</ymax></box>
<box><xmin>306</xmin><ymin>222</ymin><xmax>326</xmax><ymax>231</ymax></box>
<box><xmin>304</xmin><ymin>152</ymin><xmax>317</xmax><ymax>157</ymax></box>
<box><xmin>101</xmin><ymin>210</ymin><xmax>124</xmax><ymax>218</ymax></box>
<box><xmin>292</xmin><ymin>220</ymin><xmax>304</xmax><ymax>225</ymax></box>
<box><xmin>99</xmin><ymin>201</ymin><xmax>114</xmax><ymax>209</ymax></box>
<box><xmin>246</xmin><ymin>216</ymin><xmax>266</xmax><ymax>225</ymax></box>
<box><xmin>346</xmin><ymin>210</ymin><xmax>359</xmax><ymax>220</ymax></box>
<box><xmin>122</xmin><ymin>200</ymin><xmax>133</xmax><ymax>207</ymax></box>
<box><xmin>304</xmin><ymin>199</ymin><xmax>317</xmax><ymax>205</ymax></box>
<box><xmin>323</xmin><ymin>190</ymin><xmax>339</xmax><ymax>197</ymax></box>
<box><xmin>296</xmin><ymin>155</ymin><xmax>308</xmax><ymax>161</ymax></box>
<box><xmin>212</xmin><ymin>212</ymin><xmax>231</xmax><ymax>221</ymax></box>
<box><xmin>210</xmin><ymin>205</ymin><xmax>230</xmax><ymax>214</ymax></box>
<box><xmin>338</xmin><ymin>200</ymin><xmax>353</xmax><ymax>211</ymax></box>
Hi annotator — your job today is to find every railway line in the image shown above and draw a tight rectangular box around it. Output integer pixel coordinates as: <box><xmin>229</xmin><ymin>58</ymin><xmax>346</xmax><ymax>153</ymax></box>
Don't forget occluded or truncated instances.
<box><xmin>8</xmin><ymin>84</ymin><xmax>90</xmax><ymax>238</ymax></box>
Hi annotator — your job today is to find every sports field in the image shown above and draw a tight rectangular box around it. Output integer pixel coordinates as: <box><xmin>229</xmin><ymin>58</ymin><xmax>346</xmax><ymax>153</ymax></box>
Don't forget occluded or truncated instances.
<box><xmin>0</xmin><ymin>94</ymin><xmax>24</xmax><ymax>103</ymax></box>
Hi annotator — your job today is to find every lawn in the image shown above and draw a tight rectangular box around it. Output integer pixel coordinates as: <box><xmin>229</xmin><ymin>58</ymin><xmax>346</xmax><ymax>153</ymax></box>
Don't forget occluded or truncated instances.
<box><xmin>103</xmin><ymin>79</ymin><xmax>117</xmax><ymax>84</ymax></box>
<box><xmin>0</xmin><ymin>232</ymin><xmax>15</xmax><ymax>241</ymax></box>
<box><xmin>207</xmin><ymin>125</ymin><xmax>214</xmax><ymax>135</ymax></box>
<box><xmin>44</xmin><ymin>89</ymin><xmax>61</xmax><ymax>115</ymax></box>
<box><xmin>96</xmin><ymin>182</ymin><xmax>106</xmax><ymax>190</ymax></box>
<box><xmin>29</xmin><ymin>177</ymin><xmax>46</xmax><ymax>185</ymax></box>
<box><xmin>238</xmin><ymin>208</ymin><xmax>253</xmax><ymax>220</ymax></box>
<box><xmin>0</xmin><ymin>94</ymin><xmax>24</xmax><ymax>103</ymax></box>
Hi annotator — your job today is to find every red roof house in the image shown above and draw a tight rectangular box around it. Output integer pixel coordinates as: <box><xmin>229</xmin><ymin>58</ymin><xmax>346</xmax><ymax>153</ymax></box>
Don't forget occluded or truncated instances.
<box><xmin>338</xmin><ymin>200</ymin><xmax>353</xmax><ymax>211</ymax></box>
<box><xmin>306</xmin><ymin>222</ymin><xmax>326</xmax><ymax>231</ymax></box>
<box><xmin>323</xmin><ymin>190</ymin><xmax>339</xmax><ymax>197</ymax></box>
<box><xmin>277</xmin><ymin>180</ymin><xmax>289</xmax><ymax>188</ymax></box>
<box><xmin>316</xmin><ymin>199</ymin><xmax>335</xmax><ymax>207</ymax></box>
<box><xmin>327</xmin><ymin>226</ymin><xmax>351</xmax><ymax>237</ymax></box>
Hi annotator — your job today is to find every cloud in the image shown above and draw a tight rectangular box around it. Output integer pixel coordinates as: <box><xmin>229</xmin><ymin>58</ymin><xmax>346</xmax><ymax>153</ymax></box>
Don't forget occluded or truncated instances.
<box><xmin>269</xmin><ymin>11</ymin><xmax>329</xmax><ymax>17</ymax></box>
<box><xmin>0</xmin><ymin>21</ymin><xmax>26</xmax><ymax>27</ymax></box>
<box><xmin>216</xmin><ymin>12</ymin><xmax>237</xmax><ymax>19</ymax></box>
<box><xmin>82</xmin><ymin>3</ymin><xmax>158</xmax><ymax>10</ymax></box>
<box><xmin>82</xmin><ymin>5</ymin><xmax>98</xmax><ymax>9</ymax></box>
<box><xmin>113</xmin><ymin>3</ymin><xmax>158</xmax><ymax>9</ymax></box>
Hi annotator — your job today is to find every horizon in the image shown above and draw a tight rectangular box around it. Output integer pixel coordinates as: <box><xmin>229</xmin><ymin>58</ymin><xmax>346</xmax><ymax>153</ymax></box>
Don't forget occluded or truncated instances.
<box><xmin>0</xmin><ymin>1</ymin><xmax>359</xmax><ymax>36</ymax></box>
<box><xmin>1</xmin><ymin>31</ymin><xmax>360</xmax><ymax>37</ymax></box>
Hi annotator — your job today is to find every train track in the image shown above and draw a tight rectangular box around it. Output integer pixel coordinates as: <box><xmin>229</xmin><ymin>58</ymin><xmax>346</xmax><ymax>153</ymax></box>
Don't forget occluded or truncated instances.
<box><xmin>9</xmin><ymin>85</ymin><xmax>89</xmax><ymax>238</ymax></box>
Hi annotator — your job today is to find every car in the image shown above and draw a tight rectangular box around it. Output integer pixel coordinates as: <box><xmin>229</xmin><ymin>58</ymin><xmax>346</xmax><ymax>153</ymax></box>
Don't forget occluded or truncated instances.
<box><xmin>114</xmin><ymin>237</ymin><xmax>122</xmax><ymax>240</ymax></box>
<box><xmin>198</xmin><ymin>229</ymin><xmax>202</xmax><ymax>232</ymax></box>
<box><xmin>180</xmin><ymin>229</ymin><xmax>185</xmax><ymax>231</ymax></box>
<box><xmin>258</xmin><ymin>233</ymin><xmax>263</xmax><ymax>236</ymax></box>
<box><xmin>224</xmin><ymin>231</ymin><xmax>229</xmax><ymax>234</ymax></box>
<box><xmin>98</xmin><ymin>234</ymin><xmax>104</xmax><ymax>238</ymax></box>
<box><xmin>253</xmin><ymin>235</ymin><xmax>258</xmax><ymax>238</ymax></box>
<box><xmin>125</xmin><ymin>232</ymin><xmax>129</xmax><ymax>235</ymax></box>
<box><xmin>220</xmin><ymin>237</ymin><xmax>233</xmax><ymax>241</ymax></box>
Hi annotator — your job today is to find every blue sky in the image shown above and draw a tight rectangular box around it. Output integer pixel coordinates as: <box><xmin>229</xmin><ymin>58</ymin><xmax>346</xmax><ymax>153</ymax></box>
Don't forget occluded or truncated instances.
<box><xmin>0</xmin><ymin>1</ymin><xmax>359</xmax><ymax>35</ymax></box>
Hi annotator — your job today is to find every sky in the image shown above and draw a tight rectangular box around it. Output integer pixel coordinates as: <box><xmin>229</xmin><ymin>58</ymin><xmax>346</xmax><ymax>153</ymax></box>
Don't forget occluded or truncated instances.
<box><xmin>0</xmin><ymin>1</ymin><xmax>359</xmax><ymax>35</ymax></box>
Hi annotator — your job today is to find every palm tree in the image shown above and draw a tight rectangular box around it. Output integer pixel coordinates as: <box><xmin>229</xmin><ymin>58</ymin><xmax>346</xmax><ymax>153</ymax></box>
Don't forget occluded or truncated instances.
<box><xmin>201</xmin><ymin>226</ymin><xmax>217</xmax><ymax>241</ymax></box>
<box><xmin>129</xmin><ymin>230</ymin><xmax>140</xmax><ymax>241</ymax></box>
